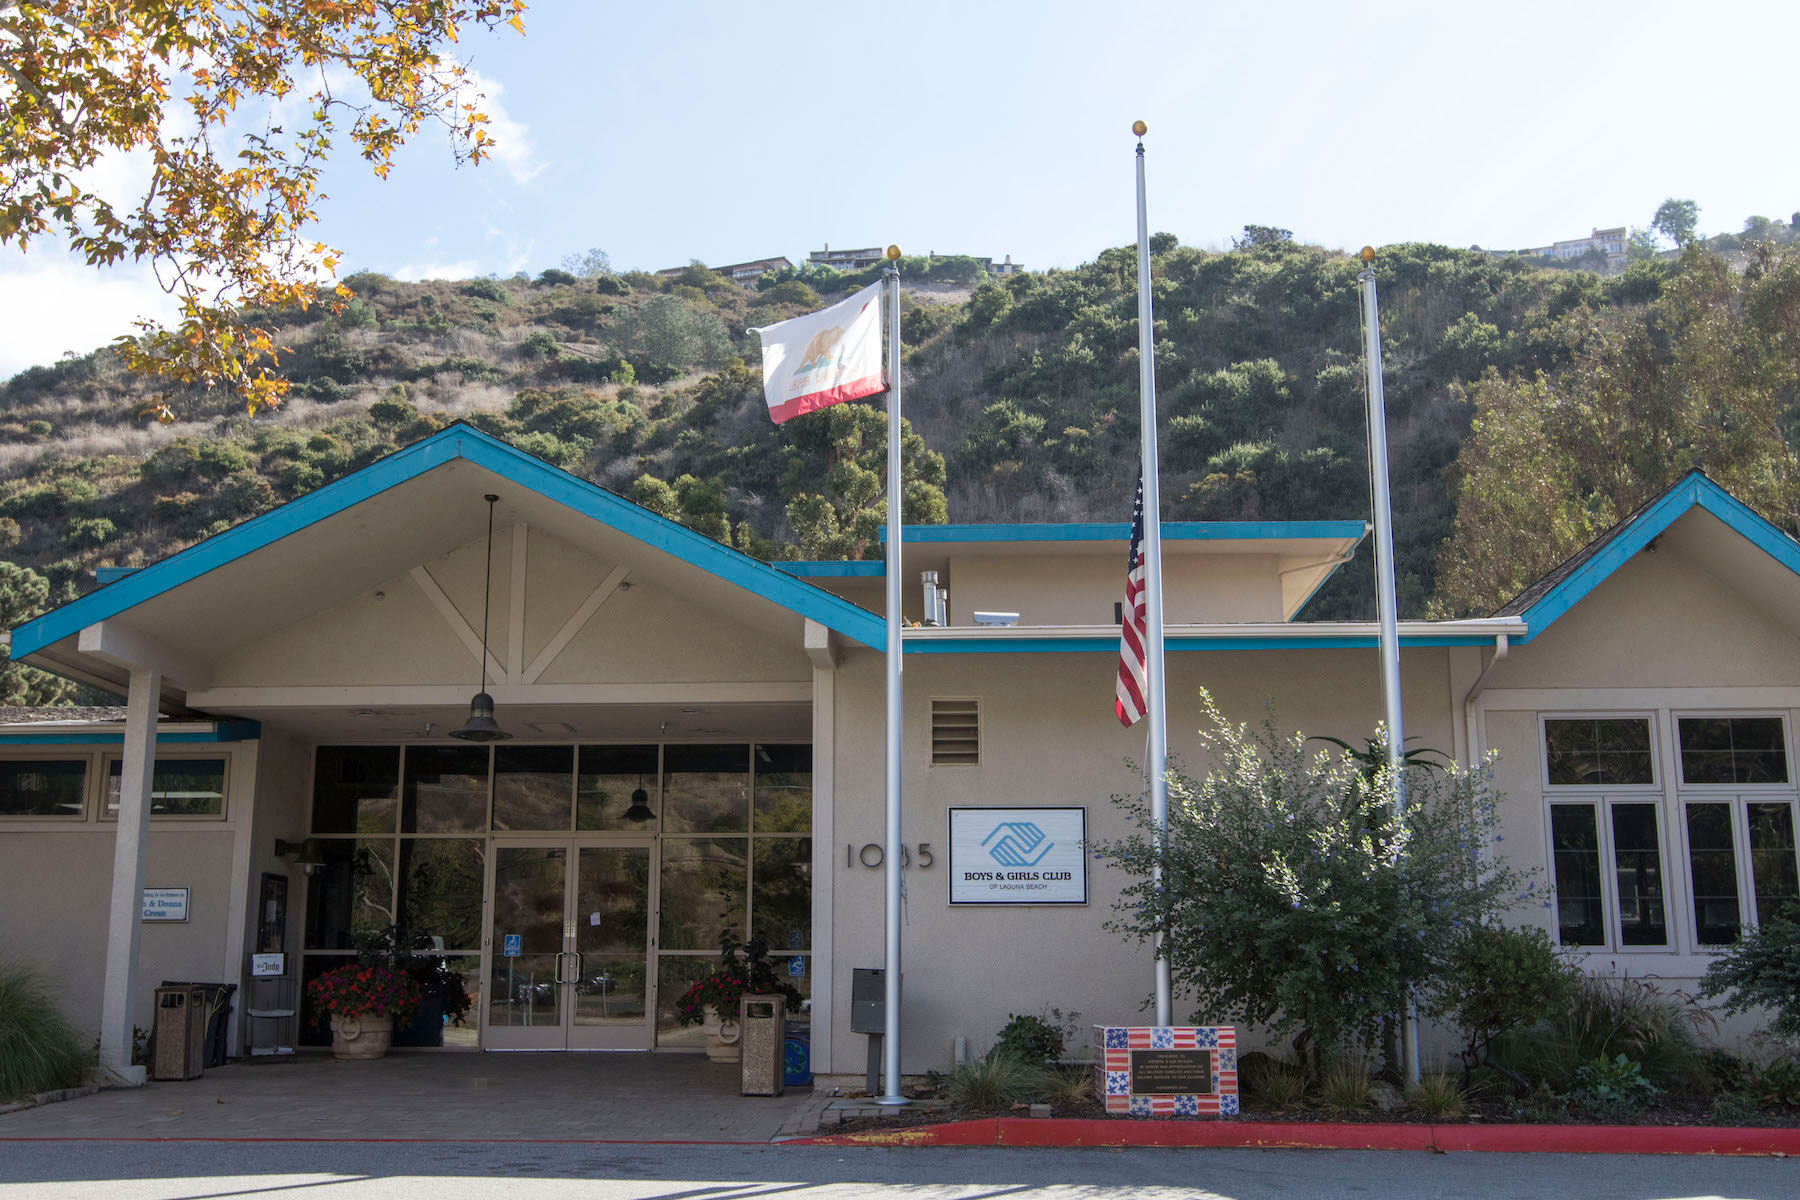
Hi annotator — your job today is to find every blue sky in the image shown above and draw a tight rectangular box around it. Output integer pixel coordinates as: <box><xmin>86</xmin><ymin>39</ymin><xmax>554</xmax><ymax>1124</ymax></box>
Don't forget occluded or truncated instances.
<box><xmin>4</xmin><ymin>0</ymin><xmax>1798</xmax><ymax>376</ymax></box>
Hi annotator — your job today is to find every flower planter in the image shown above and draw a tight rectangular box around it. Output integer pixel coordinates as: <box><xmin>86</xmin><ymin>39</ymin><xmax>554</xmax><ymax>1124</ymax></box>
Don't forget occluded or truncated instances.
<box><xmin>703</xmin><ymin>1004</ymin><xmax>742</xmax><ymax>1063</ymax></box>
<box><xmin>330</xmin><ymin>1013</ymin><xmax>394</xmax><ymax>1061</ymax></box>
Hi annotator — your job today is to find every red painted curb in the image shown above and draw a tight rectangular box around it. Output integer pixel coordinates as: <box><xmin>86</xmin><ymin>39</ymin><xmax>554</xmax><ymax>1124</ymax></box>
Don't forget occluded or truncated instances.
<box><xmin>794</xmin><ymin>1117</ymin><xmax>1800</xmax><ymax>1156</ymax></box>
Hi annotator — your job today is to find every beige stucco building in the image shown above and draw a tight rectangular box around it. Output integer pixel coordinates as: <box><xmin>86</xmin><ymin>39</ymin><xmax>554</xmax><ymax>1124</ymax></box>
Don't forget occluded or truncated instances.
<box><xmin>3</xmin><ymin>424</ymin><xmax>1797</xmax><ymax>1084</ymax></box>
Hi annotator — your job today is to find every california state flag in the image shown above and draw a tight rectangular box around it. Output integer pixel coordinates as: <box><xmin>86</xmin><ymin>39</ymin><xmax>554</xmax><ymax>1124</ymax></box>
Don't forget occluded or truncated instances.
<box><xmin>752</xmin><ymin>281</ymin><xmax>886</xmax><ymax>424</ymax></box>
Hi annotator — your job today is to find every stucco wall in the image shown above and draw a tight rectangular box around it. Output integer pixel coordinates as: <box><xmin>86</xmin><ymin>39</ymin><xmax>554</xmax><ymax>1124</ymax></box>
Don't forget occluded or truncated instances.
<box><xmin>944</xmin><ymin>554</ymin><xmax>1283</xmax><ymax>625</ymax></box>
<box><xmin>824</xmin><ymin>646</ymin><xmax>1460</xmax><ymax>1074</ymax></box>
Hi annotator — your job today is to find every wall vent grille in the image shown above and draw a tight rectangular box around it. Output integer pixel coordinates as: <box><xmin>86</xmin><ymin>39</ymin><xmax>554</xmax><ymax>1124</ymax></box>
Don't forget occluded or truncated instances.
<box><xmin>931</xmin><ymin>698</ymin><xmax>980</xmax><ymax>766</ymax></box>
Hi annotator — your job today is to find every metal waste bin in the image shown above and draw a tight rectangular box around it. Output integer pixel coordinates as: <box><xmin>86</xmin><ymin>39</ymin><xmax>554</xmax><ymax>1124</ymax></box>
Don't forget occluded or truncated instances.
<box><xmin>739</xmin><ymin>994</ymin><xmax>786</xmax><ymax>1096</ymax></box>
<box><xmin>151</xmin><ymin>985</ymin><xmax>207</xmax><ymax>1081</ymax></box>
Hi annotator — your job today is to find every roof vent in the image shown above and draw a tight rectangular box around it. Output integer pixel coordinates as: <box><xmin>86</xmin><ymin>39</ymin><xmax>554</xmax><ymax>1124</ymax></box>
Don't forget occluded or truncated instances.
<box><xmin>972</xmin><ymin>611</ymin><xmax>1019</xmax><ymax>627</ymax></box>
<box><xmin>931</xmin><ymin>698</ymin><xmax>980</xmax><ymax>766</ymax></box>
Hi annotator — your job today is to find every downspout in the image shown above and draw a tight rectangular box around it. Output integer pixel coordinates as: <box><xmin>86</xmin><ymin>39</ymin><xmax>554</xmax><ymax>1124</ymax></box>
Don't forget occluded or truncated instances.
<box><xmin>1462</xmin><ymin>634</ymin><xmax>1510</xmax><ymax>769</ymax></box>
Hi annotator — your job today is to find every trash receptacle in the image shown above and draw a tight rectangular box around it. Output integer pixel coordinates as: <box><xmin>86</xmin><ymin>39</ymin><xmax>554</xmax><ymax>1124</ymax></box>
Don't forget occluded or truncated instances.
<box><xmin>151</xmin><ymin>986</ymin><xmax>207</xmax><ymax>1081</ymax></box>
<box><xmin>783</xmin><ymin>1022</ymin><xmax>812</xmax><ymax>1088</ymax></box>
<box><xmin>161</xmin><ymin>981</ymin><xmax>236</xmax><ymax>1068</ymax></box>
<box><xmin>739</xmin><ymin>994</ymin><xmax>786</xmax><ymax>1096</ymax></box>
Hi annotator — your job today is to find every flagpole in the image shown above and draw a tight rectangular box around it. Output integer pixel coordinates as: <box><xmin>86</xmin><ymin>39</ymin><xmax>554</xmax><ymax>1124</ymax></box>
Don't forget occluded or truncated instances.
<box><xmin>1133</xmin><ymin>121</ymin><xmax>1173</xmax><ymax>1028</ymax></box>
<box><xmin>1356</xmin><ymin>245</ymin><xmax>1420</xmax><ymax>1086</ymax></box>
<box><xmin>877</xmin><ymin>243</ymin><xmax>907</xmax><ymax>1105</ymax></box>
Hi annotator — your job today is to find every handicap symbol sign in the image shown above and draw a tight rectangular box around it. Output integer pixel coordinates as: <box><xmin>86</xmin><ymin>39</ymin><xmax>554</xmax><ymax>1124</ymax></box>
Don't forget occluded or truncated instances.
<box><xmin>788</xmin><ymin>956</ymin><xmax>806</xmax><ymax>977</ymax></box>
<box><xmin>502</xmin><ymin>933</ymin><xmax>521</xmax><ymax>958</ymax></box>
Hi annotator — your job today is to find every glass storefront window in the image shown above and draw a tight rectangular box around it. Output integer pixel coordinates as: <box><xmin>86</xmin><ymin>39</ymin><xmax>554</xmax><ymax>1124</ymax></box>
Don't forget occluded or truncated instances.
<box><xmin>754</xmin><ymin>744</ymin><xmax>811</xmax><ymax>832</ymax></box>
<box><xmin>658</xmin><ymin>837</ymin><xmax>746</xmax><ymax>950</ymax></box>
<box><xmin>403</xmin><ymin>746</ymin><xmax>489</xmax><ymax>832</ymax></box>
<box><xmin>303</xmin><ymin>838</ymin><xmax>396</xmax><ymax>950</ymax></box>
<box><xmin>312</xmin><ymin>746</ymin><xmax>399</xmax><ymax>833</ymax></box>
<box><xmin>397</xmin><ymin>838</ymin><xmax>486</xmax><ymax>951</ymax></box>
<box><xmin>578</xmin><ymin>745</ymin><xmax>660</xmax><ymax>831</ymax></box>
<box><xmin>106</xmin><ymin>757</ymin><xmax>226</xmax><ymax>816</ymax></box>
<box><xmin>0</xmin><ymin>759</ymin><xmax>86</xmax><ymax>817</ymax></box>
<box><xmin>663</xmin><ymin>744</ymin><xmax>748</xmax><ymax>833</ymax></box>
<box><xmin>654</xmin><ymin>955</ymin><xmax>716</xmax><ymax>1049</ymax></box>
<box><xmin>493</xmin><ymin>745</ymin><xmax>574</xmax><ymax>831</ymax></box>
<box><xmin>752</xmin><ymin>837</ymin><xmax>811</xmax><ymax>952</ymax></box>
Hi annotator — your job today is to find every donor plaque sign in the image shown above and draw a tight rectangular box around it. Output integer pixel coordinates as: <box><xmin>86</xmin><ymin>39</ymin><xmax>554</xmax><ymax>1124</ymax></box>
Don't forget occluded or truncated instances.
<box><xmin>948</xmin><ymin>807</ymin><xmax>1086</xmax><ymax>905</ymax></box>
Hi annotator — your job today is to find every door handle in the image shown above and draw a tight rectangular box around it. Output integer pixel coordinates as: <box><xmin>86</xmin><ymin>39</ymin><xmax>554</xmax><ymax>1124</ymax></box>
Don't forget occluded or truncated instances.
<box><xmin>570</xmin><ymin>951</ymin><xmax>584</xmax><ymax>987</ymax></box>
<box><xmin>553</xmin><ymin>951</ymin><xmax>571</xmax><ymax>985</ymax></box>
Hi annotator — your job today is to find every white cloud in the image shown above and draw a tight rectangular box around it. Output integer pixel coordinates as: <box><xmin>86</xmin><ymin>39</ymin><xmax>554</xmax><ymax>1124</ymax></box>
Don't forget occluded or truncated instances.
<box><xmin>0</xmin><ymin>251</ymin><xmax>179</xmax><ymax>379</ymax></box>
<box><xmin>462</xmin><ymin>69</ymin><xmax>546</xmax><ymax>186</ymax></box>
<box><xmin>392</xmin><ymin>259</ymin><xmax>483</xmax><ymax>282</ymax></box>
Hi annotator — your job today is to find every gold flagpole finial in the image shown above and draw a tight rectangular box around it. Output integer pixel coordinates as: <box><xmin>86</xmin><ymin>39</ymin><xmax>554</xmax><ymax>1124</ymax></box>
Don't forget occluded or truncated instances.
<box><xmin>1132</xmin><ymin>120</ymin><xmax>1148</xmax><ymax>137</ymax></box>
<box><xmin>886</xmin><ymin>245</ymin><xmax>902</xmax><ymax>260</ymax></box>
<box><xmin>1360</xmin><ymin>245</ymin><xmax>1376</xmax><ymax>263</ymax></box>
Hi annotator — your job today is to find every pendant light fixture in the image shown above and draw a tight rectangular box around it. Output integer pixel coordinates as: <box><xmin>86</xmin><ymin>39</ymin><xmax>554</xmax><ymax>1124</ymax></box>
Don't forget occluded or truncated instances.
<box><xmin>450</xmin><ymin>494</ymin><xmax>511</xmax><ymax>743</ymax></box>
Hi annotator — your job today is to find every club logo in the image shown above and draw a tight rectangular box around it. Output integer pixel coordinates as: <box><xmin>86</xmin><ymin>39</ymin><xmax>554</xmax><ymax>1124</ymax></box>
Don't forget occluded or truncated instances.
<box><xmin>982</xmin><ymin>821</ymin><xmax>1053</xmax><ymax>867</ymax></box>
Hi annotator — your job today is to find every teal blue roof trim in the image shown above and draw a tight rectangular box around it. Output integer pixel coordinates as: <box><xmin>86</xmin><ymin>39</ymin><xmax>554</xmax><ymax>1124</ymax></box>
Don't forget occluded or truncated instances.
<box><xmin>95</xmin><ymin>567</ymin><xmax>141</xmax><ymax>585</ymax></box>
<box><xmin>1508</xmin><ymin>473</ymin><xmax>1800</xmax><ymax>643</ymax></box>
<box><xmin>880</xmin><ymin>520</ymin><xmax>1369</xmax><ymax>544</ymax></box>
<box><xmin>0</xmin><ymin>719</ymin><xmax>261</xmax><ymax>745</ymax></box>
<box><xmin>903</xmin><ymin>633</ymin><xmax>1502</xmax><ymax>654</ymax></box>
<box><xmin>773</xmin><ymin>561</ymin><xmax>886</xmax><ymax>578</ymax></box>
<box><xmin>11</xmin><ymin>426</ymin><xmax>887</xmax><ymax>658</ymax></box>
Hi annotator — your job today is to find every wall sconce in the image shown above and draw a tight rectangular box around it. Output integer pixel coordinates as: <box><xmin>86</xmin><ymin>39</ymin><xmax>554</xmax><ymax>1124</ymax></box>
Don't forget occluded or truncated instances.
<box><xmin>275</xmin><ymin>837</ymin><xmax>325</xmax><ymax>875</ymax></box>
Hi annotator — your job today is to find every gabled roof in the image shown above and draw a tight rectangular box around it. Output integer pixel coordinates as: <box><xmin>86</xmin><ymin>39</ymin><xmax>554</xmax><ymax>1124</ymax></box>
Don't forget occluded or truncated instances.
<box><xmin>9</xmin><ymin>423</ymin><xmax>886</xmax><ymax>668</ymax></box>
<box><xmin>1496</xmin><ymin>470</ymin><xmax>1800</xmax><ymax>642</ymax></box>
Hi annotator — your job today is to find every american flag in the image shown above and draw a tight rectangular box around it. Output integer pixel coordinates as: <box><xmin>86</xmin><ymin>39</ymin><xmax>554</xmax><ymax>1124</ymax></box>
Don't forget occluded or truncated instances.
<box><xmin>1115</xmin><ymin>468</ymin><xmax>1148</xmax><ymax>727</ymax></box>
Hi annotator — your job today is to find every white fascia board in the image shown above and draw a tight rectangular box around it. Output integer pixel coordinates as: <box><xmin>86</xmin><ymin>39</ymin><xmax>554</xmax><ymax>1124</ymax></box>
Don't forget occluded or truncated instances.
<box><xmin>902</xmin><ymin>618</ymin><xmax>1526</xmax><ymax>643</ymax></box>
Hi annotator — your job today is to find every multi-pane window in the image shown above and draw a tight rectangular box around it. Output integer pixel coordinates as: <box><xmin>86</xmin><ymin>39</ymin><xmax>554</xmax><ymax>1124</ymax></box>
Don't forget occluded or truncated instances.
<box><xmin>0</xmin><ymin>759</ymin><xmax>87</xmax><ymax>817</ymax></box>
<box><xmin>1677</xmin><ymin>714</ymin><xmax>1798</xmax><ymax>946</ymax></box>
<box><xmin>1543</xmin><ymin>717</ymin><xmax>1667</xmax><ymax>950</ymax></box>
<box><xmin>105</xmin><ymin>757</ymin><xmax>227</xmax><ymax>817</ymax></box>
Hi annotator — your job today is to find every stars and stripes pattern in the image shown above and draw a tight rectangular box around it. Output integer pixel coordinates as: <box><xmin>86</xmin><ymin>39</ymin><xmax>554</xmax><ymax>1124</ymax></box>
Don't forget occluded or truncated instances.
<box><xmin>1095</xmin><ymin>1025</ymin><xmax>1238</xmax><ymax>1116</ymax></box>
<box><xmin>1115</xmin><ymin>467</ymin><xmax>1149</xmax><ymax>727</ymax></box>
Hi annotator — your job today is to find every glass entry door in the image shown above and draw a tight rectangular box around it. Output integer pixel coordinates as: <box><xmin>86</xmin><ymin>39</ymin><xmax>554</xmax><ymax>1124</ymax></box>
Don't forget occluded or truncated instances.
<box><xmin>483</xmin><ymin>839</ymin><xmax>656</xmax><ymax>1050</ymax></box>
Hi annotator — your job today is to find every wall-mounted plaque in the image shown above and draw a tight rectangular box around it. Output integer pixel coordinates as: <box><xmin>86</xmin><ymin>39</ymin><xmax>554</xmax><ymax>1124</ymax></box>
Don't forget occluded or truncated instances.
<box><xmin>141</xmin><ymin>888</ymin><xmax>188</xmax><ymax>922</ymax></box>
<box><xmin>948</xmin><ymin>807</ymin><xmax>1087</xmax><ymax>905</ymax></box>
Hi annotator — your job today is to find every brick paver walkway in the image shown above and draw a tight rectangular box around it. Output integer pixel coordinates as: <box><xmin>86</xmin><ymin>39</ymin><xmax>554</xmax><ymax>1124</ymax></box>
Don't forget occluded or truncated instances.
<box><xmin>0</xmin><ymin>1052</ymin><xmax>827</xmax><ymax>1143</ymax></box>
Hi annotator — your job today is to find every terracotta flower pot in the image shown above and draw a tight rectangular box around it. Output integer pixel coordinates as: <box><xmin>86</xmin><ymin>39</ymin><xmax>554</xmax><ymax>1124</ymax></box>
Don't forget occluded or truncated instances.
<box><xmin>330</xmin><ymin>1013</ymin><xmax>394</xmax><ymax>1061</ymax></box>
<box><xmin>703</xmin><ymin>1004</ymin><xmax>741</xmax><ymax>1063</ymax></box>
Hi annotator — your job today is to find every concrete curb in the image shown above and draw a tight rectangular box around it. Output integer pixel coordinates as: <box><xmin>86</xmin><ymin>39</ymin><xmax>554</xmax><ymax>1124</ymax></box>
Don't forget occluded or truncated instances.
<box><xmin>0</xmin><ymin>1086</ymin><xmax>101</xmax><ymax>1117</ymax></box>
<box><xmin>790</xmin><ymin>1116</ymin><xmax>1800</xmax><ymax>1156</ymax></box>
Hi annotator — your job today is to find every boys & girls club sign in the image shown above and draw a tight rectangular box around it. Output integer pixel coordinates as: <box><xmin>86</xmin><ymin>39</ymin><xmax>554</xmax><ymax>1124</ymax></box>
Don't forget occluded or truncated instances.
<box><xmin>948</xmin><ymin>807</ymin><xmax>1087</xmax><ymax>905</ymax></box>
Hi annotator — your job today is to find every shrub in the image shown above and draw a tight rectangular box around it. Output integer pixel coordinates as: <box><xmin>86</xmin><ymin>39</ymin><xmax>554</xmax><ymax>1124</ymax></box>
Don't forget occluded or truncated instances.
<box><xmin>461</xmin><ymin>278</ymin><xmax>510</xmax><ymax>304</ymax></box>
<box><xmin>1093</xmin><ymin>693</ymin><xmax>1528</xmax><ymax>1072</ymax></box>
<box><xmin>1700</xmin><ymin>905</ymin><xmax>1800</xmax><ymax>1045</ymax></box>
<box><xmin>24</xmin><ymin>420</ymin><xmax>51</xmax><ymax>439</ymax></box>
<box><xmin>368</xmin><ymin>395</ymin><xmax>419</xmax><ymax>427</ymax></box>
<box><xmin>594</xmin><ymin>274</ymin><xmax>630</xmax><ymax>296</ymax></box>
<box><xmin>1316</xmin><ymin>1058</ymin><xmax>1373</xmax><ymax>1114</ymax></box>
<box><xmin>535</xmin><ymin>268</ymin><xmax>577</xmax><ymax>287</ymax></box>
<box><xmin>305</xmin><ymin>963</ymin><xmax>422</xmax><ymax>1026</ymax></box>
<box><xmin>1244</xmin><ymin>1057</ymin><xmax>1308</xmax><ymax>1111</ymax></box>
<box><xmin>1496</xmin><ymin>971</ymin><xmax>1710</xmax><ymax>1091</ymax></box>
<box><xmin>519</xmin><ymin>330</ymin><xmax>560</xmax><ymax>360</ymax></box>
<box><xmin>937</xmin><ymin>1049</ymin><xmax>1053</xmax><ymax>1111</ymax></box>
<box><xmin>994</xmin><ymin>1011</ymin><xmax>1067</xmax><ymax>1064</ymax></box>
<box><xmin>1406</xmin><ymin>1071</ymin><xmax>1468</xmax><ymax>1118</ymax></box>
<box><xmin>0</xmin><ymin>961</ymin><xmax>90</xmax><ymax>1100</ymax></box>
<box><xmin>1571</xmin><ymin>1053</ymin><xmax>1659</xmax><ymax>1119</ymax></box>
<box><xmin>62</xmin><ymin>516</ymin><xmax>115</xmax><ymax>550</ymax></box>
<box><xmin>211</xmin><ymin>471</ymin><xmax>277</xmax><ymax>520</ymax></box>
<box><xmin>1042</xmin><ymin>1066</ymin><xmax>1094</xmax><ymax>1109</ymax></box>
<box><xmin>1438</xmin><ymin>923</ymin><xmax>1580</xmax><ymax>1074</ymax></box>
<box><xmin>760</xmin><ymin>280</ymin><xmax>820</xmax><ymax>308</ymax></box>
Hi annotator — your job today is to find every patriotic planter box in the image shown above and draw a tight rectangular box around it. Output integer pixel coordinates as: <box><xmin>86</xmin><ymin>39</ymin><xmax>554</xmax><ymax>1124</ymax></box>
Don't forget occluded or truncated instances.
<box><xmin>1094</xmin><ymin>1025</ymin><xmax>1239</xmax><ymax>1117</ymax></box>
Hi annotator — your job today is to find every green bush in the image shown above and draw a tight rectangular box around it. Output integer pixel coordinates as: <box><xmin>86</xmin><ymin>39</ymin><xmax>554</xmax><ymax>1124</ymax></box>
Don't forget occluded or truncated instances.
<box><xmin>0</xmin><ymin>961</ymin><xmax>90</xmax><ymax>1100</ymax></box>
<box><xmin>519</xmin><ymin>330</ymin><xmax>560</xmax><ymax>360</ymax></box>
<box><xmin>24</xmin><ymin>420</ymin><xmax>51</xmax><ymax>439</ymax></box>
<box><xmin>1406</xmin><ymin>1071</ymin><xmax>1468</xmax><ymax>1118</ymax></box>
<box><xmin>1701</xmin><ymin>905</ymin><xmax>1800</xmax><ymax>1044</ymax></box>
<box><xmin>211</xmin><ymin>471</ymin><xmax>277</xmax><ymax>521</ymax></box>
<box><xmin>461</xmin><ymin>278</ymin><xmax>510</xmax><ymax>304</ymax></box>
<box><xmin>1571</xmin><ymin>1053</ymin><xmax>1659</xmax><ymax>1119</ymax></box>
<box><xmin>535</xmin><ymin>268</ymin><xmax>577</xmax><ymax>287</ymax></box>
<box><xmin>594</xmin><ymin>274</ymin><xmax>630</xmax><ymax>296</ymax></box>
<box><xmin>368</xmin><ymin>395</ymin><xmax>419</xmax><ymax>427</ymax></box>
<box><xmin>994</xmin><ymin>1012</ymin><xmax>1067</xmax><ymax>1064</ymax></box>
<box><xmin>1496</xmin><ymin>971</ymin><xmax>1710</xmax><ymax>1092</ymax></box>
<box><xmin>937</xmin><ymin>1049</ymin><xmax>1054</xmax><ymax>1111</ymax></box>
<box><xmin>1438</xmin><ymin>923</ymin><xmax>1580</xmax><ymax>1074</ymax></box>
<box><xmin>760</xmin><ymin>280</ymin><xmax>820</xmax><ymax>308</ymax></box>
<box><xmin>62</xmin><ymin>516</ymin><xmax>115</xmax><ymax>550</ymax></box>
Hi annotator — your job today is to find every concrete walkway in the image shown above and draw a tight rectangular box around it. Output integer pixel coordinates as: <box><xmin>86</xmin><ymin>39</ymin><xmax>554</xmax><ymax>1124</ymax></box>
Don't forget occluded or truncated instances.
<box><xmin>0</xmin><ymin>1052</ymin><xmax>827</xmax><ymax>1143</ymax></box>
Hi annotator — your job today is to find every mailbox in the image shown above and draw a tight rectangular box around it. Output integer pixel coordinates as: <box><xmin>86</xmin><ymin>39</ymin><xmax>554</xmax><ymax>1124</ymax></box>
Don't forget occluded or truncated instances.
<box><xmin>851</xmin><ymin>968</ymin><xmax>885</xmax><ymax>1034</ymax></box>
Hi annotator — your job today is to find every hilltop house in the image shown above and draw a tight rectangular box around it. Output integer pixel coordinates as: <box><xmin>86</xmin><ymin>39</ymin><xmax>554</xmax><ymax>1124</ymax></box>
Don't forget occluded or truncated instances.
<box><xmin>4</xmin><ymin>425</ymin><xmax>1797</xmax><ymax>1086</ymax></box>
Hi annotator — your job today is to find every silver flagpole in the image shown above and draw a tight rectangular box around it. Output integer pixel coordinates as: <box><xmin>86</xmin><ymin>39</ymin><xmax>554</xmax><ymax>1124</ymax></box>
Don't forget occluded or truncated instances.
<box><xmin>877</xmin><ymin>244</ymin><xmax>907</xmax><ymax>1105</ymax></box>
<box><xmin>1356</xmin><ymin>245</ymin><xmax>1420</xmax><ymax>1086</ymax></box>
<box><xmin>1133</xmin><ymin>121</ymin><xmax>1173</xmax><ymax>1027</ymax></box>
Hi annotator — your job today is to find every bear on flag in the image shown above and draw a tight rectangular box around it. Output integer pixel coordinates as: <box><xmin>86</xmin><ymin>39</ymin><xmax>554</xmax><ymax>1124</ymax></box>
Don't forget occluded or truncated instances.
<box><xmin>751</xmin><ymin>281</ymin><xmax>885</xmax><ymax>424</ymax></box>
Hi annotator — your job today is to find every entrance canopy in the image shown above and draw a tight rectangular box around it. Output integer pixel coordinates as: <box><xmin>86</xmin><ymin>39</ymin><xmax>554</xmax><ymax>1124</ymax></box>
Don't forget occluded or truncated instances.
<box><xmin>8</xmin><ymin>424</ymin><xmax>882</xmax><ymax>716</ymax></box>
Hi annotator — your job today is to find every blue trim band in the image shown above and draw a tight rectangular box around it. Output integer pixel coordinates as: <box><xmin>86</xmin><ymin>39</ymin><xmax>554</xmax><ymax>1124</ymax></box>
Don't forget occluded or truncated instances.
<box><xmin>0</xmin><ymin>720</ymin><xmax>261</xmax><ymax>745</ymax></box>
<box><xmin>901</xmin><ymin>634</ymin><xmax>1503</xmax><ymax>654</ymax></box>
<box><xmin>773</xmin><ymin>561</ymin><xmax>885</xmax><ymax>578</ymax></box>
<box><xmin>11</xmin><ymin>427</ymin><xmax>888</xmax><ymax>657</ymax></box>
<box><xmin>95</xmin><ymin>567</ymin><xmax>140</xmax><ymax>585</ymax></box>
<box><xmin>1514</xmin><ymin>475</ymin><xmax>1800</xmax><ymax>643</ymax></box>
<box><xmin>880</xmin><ymin>520</ymin><xmax>1368</xmax><ymax>544</ymax></box>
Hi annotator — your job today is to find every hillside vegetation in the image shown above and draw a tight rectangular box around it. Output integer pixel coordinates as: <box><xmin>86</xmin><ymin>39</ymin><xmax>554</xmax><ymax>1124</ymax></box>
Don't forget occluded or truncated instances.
<box><xmin>3</xmin><ymin>233</ymin><xmax>1798</xmax><ymax>702</ymax></box>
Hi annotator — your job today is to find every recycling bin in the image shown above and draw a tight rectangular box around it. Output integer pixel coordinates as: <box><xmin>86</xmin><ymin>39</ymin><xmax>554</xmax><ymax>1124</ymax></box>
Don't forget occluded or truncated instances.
<box><xmin>739</xmin><ymin>993</ymin><xmax>787</xmax><ymax>1096</ymax></box>
<box><xmin>150</xmin><ymin>985</ymin><xmax>208</xmax><ymax>1081</ymax></box>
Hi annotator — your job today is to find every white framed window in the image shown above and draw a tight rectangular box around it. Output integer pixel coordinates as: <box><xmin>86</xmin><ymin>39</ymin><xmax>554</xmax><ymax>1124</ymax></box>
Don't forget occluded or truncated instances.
<box><xmin>0</xmin><ymin>755</ymin><xmax>91</xmax><ymax>819</ymax></box>
<box><xmin>1546</xmin><ymin>798</ymin><xmax>1672</xmax><ymax>951</ymax></box>
<box><xmin>1540</xmin><ymin>714</ymin><xmax>1659</xmax><ymax>790</ymax></box>
<box><xmin>1680</xmin><ymin>795</ymin><xmax>1800</xmax><ymax>947</ymax></box>
<box><xmin>1675</xmin><ymin>714</ymin><xmax>1792</xmax><ymax>788</ymax></box>
<box><xmin>102</xmin><ymin>754</ymin><xmax>228</xmax><ymax>820</ymax></box>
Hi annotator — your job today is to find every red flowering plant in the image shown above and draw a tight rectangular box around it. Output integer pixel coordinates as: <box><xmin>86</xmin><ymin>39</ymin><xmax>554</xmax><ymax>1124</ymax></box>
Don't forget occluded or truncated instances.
<box><xmin>306</xmin><ymin>963</ymin><xmax>423</xmax><ymax>1027</ymax></box>
<box><xmin>674</xmin><ymin>933</ymin><xmax>803</xmax><ymax>1026</ymax></box>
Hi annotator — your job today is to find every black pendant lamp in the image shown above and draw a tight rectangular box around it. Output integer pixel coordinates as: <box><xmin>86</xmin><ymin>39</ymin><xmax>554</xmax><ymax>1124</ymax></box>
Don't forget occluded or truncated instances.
<box><xmin>450</xmin><ymin>494</ymin><xmax>511</xmax><ymax>743</ymax></box>
<box><xmin>624</xmin><ymin>776</ymin><xmax>655</xmax><ymax>823</ymax></box>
